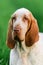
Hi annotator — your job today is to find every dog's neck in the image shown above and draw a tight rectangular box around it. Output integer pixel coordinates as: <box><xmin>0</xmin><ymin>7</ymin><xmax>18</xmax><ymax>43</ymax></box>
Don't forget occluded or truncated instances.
<box><xmin>15</xmin><ymin>40</ymin><xmax>33</xmax><ymax>65</ymax></box>
<box><xmin>15</xmin><ymin>40</ymin><xmax>31</xmax><ymax>58</ymax></box>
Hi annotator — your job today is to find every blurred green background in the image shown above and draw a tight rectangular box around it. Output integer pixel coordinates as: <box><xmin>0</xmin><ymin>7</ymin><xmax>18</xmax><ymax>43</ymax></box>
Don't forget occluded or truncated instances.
<box><xmin>0</xmin><ymin>0</ymin><xmax>43</xmax><ymax>65</ymax></box>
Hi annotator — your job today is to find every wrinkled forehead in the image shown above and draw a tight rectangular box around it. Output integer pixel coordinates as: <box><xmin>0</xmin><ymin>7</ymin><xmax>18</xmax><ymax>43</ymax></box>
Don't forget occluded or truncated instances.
<box><xmin>12</xmin><ymin>8</ymin><xmax>31</xmax><ymax>17</ymax></box>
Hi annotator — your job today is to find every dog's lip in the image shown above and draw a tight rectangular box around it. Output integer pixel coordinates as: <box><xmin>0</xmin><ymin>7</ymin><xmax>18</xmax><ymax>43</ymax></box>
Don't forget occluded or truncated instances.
<box><xmin>14</xmin><ymin>35</ymin><xmax>24</xmax><ymax>42</ymax></box>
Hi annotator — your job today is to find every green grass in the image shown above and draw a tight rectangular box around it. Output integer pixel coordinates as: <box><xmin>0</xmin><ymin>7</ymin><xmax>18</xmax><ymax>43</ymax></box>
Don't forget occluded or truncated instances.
<box><xmin>0</xmin><ymin>0</ymin><xmax>43</xmax><ymax>65</ymax></box>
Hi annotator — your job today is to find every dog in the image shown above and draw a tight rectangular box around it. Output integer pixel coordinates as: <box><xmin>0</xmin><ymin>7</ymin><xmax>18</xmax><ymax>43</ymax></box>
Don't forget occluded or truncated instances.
<box><xmin>6</xmin><ymin>8</ymin><xmax>43</xmax><ymax>65</ymax></box>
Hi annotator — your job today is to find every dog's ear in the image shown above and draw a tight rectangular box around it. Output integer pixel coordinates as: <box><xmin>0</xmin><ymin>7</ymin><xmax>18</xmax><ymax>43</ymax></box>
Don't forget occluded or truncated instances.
<box><xmin>6</xmin><ymin>19</ymin><xmax>15</xmax><ymax>49</ymax></box>
<box><xmin>25</xmin><ymin>13</ymin><xmax>39</xmax><ymax>47</ymax></box>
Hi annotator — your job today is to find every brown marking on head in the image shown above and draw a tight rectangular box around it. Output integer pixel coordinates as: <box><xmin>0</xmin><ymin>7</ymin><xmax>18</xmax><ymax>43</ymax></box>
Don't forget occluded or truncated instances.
<box><xmin>25</xmin><ymin>13</ymin><xmax>39</xmax><ymax>47</ymax></box>
<box><xmin>6</xmin><ymin>19</ymin><xmax>15</xmax><ymax>49</ymax></box>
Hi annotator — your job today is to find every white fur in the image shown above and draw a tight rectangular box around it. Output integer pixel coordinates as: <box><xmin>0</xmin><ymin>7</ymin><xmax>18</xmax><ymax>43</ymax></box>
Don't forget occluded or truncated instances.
<box><xmin>9</xmin><ymin>33</ymin><xmax>43</xmax><ymax>65</ymax></box>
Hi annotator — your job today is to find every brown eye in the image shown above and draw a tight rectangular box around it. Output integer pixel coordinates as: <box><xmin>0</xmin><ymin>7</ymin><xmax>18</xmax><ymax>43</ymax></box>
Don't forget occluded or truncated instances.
<box><xmin>23</xmin><ymin>16</ymin><xmax>28</xmax><ymax>22</ymax></box>
<box><xmin>12</xmin><ymin>16</ymin><xmax>16</xmax><ymax>23</ymax></box>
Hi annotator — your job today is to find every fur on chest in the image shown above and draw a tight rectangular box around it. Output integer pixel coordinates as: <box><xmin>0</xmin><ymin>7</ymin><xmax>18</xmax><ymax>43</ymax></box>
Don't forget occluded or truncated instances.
<box><xmin>10</xmin><ymin>33</ymin><xmax>43</xmax><ymax>65</ymax></box>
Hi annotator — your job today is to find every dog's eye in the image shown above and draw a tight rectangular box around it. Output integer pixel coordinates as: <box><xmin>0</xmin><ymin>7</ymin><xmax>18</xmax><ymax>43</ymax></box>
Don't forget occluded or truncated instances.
<box><xmin>12</xmin><ymin>16</ymin><xmax>16</xmax><ymax>22</ymax></box>
<box><xmin>23</xmin><ymin>16</ymin><xmax>28</xmax><ymax>22</ymax></box>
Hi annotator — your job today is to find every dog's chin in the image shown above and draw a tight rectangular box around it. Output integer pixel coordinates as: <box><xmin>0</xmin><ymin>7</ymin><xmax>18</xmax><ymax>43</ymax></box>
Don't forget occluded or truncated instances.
<box><xmin>13</xmin><ymin>31</ymin><xmax>25</xmax><ymax>42</ymax></box>
<box><xmin>14</xmin><ymin>35</ymin><xmax>24</xmax><ymax>42</ymax></box>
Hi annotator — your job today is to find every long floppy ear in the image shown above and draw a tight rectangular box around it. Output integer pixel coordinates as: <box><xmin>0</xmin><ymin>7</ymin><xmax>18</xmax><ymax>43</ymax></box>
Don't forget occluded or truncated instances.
<box><xmin>6</xmin><ymin>19</ymin><xmax>15</xmax><ymax>49</ymax></box>
<box><xmin>25</xmin><ymin>13</ymin><xmax>39</xmax><ymax>47</ymax></box>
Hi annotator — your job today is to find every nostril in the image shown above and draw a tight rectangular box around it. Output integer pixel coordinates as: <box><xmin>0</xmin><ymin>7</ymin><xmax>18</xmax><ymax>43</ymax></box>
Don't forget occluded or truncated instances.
<box><xmin>14</xmin><ymin>29</ymin><xmax>20</xmax><ymax>34</ymax></box>
<box><xmin>13</xmin><ymin>27</ymin><xmax>21</xmax><ymax>33</ymax></box>
<box><xmin>14</xmin><ymin>29</ymin><xmax>20</xmax><ymax>31</ymax></box>
<box><xmin>13</xmin><ymin>26</ymin><xmax>21</xmax><ymax>32</ymax></box>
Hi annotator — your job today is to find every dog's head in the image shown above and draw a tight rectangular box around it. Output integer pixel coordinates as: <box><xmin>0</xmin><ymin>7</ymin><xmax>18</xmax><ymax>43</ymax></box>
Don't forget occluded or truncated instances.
<box><xmin>6</xmin><ymin>8</ymin><xmax>39</xmax><ymax>49</ymax></box>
